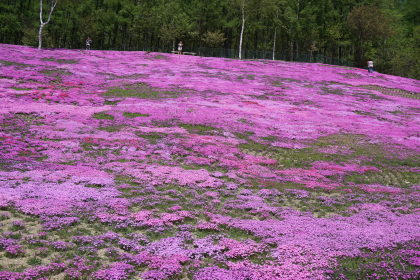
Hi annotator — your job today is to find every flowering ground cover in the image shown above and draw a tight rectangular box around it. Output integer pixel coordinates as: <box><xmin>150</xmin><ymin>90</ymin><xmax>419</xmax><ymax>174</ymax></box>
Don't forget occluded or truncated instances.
<box><xmin>0</xmin><ymin>43</ymin><xmax>419</xmax><ymax>280</ymax></box>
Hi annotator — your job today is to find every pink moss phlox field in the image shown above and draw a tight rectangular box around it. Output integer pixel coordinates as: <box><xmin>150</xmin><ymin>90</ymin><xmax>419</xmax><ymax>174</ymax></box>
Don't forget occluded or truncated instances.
<box><xmin>0</xmin><ymin>44</ymin><xmax>419</xmax><ymax>279</ymax></box>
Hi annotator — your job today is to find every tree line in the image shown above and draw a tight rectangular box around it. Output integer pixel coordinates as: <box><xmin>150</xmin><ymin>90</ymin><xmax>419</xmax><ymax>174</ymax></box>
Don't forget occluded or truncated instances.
<box><xmin>0</xmin><ymin>0</ymin><xmax>418</xmax><ymax>79</ymax></box>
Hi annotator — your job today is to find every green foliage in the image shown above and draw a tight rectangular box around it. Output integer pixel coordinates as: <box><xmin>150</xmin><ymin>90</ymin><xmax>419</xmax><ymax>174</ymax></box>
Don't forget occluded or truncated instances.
<box><xmin>388</xmin><ymin>25</ymin><xmax>420</xmax><ymax>80</ymax></box>
<box><xmin>202</xmin><ymin>31</ymin><xmax>227</xmax><ymax>47</ymax></box>
<box><xmin>347</xmin><ymin>5</ymin><xmax>392</xmax><ymax>66</ymax></box>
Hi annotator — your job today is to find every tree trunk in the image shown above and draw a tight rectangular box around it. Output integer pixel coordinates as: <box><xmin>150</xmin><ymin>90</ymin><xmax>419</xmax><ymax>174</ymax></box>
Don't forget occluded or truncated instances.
<box><xmin>38</xmin><ymin>24</ymin><xmax>45</xmax><ymax>49</ymax></box>
<box><xmin>38</xmin><ymin>0</ymin><xmax>58</xmax><ymax>50</ymax></box>
<box><xmin>272</xmin><ymin>28</ymin><xmax>276</xmax><ymax>60</ymax></box>
<box><xmin>289</xmin><ymin>40</ymin><xmax>293</xmax><ymax>61</ymax></box>
<box><xmin>239</xmin><ymin>1</ymin><xmax>245</xmax><ymax>60</ymax></box>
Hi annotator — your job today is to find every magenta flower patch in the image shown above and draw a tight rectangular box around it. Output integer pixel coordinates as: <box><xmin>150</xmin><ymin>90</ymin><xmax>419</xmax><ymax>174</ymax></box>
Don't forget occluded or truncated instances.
<box><xmin>0</xmin><ymin>44</ymin><xmax>419</xmax><ymax>279</ymax></box>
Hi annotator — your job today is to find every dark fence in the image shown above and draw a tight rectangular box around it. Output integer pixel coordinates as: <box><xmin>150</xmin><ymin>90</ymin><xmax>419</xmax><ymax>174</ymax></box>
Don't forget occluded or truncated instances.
<box><xmin>194</xmin><ymin>47</ymin><xmax>353</xmax><ymax>67</ymax></box>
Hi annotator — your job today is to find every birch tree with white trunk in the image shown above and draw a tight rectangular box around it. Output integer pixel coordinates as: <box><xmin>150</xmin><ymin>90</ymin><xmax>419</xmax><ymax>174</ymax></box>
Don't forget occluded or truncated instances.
<box><xmin>38</xmin><ymin>0</ymin><xmax>58</xmax><ymax>49</ymax></box>
<box><xmin>238</xmin><ymin>0</ymin><xmax>245</xmax><ymax>60</ymax></box>
<box><xmin>271</xmin><ymin>1</ymin><xmax>285</xmax><ymax>61</ymax></box>
<box><xmin>272</xmin><ymin>8</ymin><xmax>280</xmax><ymax>60</ymax></box>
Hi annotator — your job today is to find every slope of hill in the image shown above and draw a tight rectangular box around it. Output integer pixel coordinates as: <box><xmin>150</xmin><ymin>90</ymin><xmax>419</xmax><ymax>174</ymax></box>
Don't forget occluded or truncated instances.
<box><xmin>0</xmin><ymin>44</ymin><xmax>419</xmax><ymax>279</ymax></box>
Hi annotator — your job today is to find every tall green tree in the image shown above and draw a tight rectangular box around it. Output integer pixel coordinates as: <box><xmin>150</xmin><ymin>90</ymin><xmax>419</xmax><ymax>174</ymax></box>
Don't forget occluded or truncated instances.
<box><xmin>347</xmin><ymin>4</ymin><xmax>392</xmax><ymax>66</ymax></box>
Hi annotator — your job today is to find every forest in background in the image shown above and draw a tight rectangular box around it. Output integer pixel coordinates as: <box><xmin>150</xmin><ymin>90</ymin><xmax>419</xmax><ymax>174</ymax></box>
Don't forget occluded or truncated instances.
<box><xmin>0</xmin><ymin>0</ymin><xmax>418</xmax><ymax>79</ymax></box>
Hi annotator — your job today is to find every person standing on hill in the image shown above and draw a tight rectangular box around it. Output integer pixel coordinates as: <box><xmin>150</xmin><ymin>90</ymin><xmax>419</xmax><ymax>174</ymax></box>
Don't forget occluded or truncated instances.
<box><xmin>367</xmin><ymin>60</ymin><xmax>374</xmax><ymax>73</ymax></box>
<box><xmin>177</xmin><ymin>41</ymin><xmax>183</xmax><ymax>55</ymax></box>
<box><xmin>86</xmin><ymin>37</ymin><xmax>92</xmax><ymax>50</ymax></box>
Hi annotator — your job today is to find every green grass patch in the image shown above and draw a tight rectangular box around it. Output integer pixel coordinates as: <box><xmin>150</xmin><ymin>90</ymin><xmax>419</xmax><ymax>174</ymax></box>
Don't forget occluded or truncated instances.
<box><xmin>331</xmin><ymin>243</ymin><xmax>418</xmax><ymax>280</ymax></box>
<box><xmin>311</xmin><ymin>133</ymin><xmax>417</xmax><ymax>168</ymax></box>
<box><xmin>271</xmin><ymin>80</ymin><xmax>284</xmax><ymax>87</ymax></box>
<box><xmin>219</xmin><ymin>225</ymin><xmax>261</xmax><ymax>241</ymax></box>
<box><xmin>248</xmin><ymin>252</ymin><xmax>276</xmax><ymax>265</ymax></box>
<box><xmin>0</xmin><ymin>60</ymin><xmax>33</xmax><ymax>68</ymax></box>
<box><xmin>146</xmin><ymin>229</ymin><xmax>175</xmax><ymax>241</ymax></box>
<box><xmin>388</xmin><ymin>110</ymin><xmax>405</xmax><ymax>115</ymax></box>
<box><xmin>361</xmin><ymin>85</ymin><xmax>419</xmax><ymax>99</ymax></box>
<box><xmin>80</xmin><ymin>142</ymin><xmax>99</xmax><ymax>151</ymax></box>
<box><xmin>42</xmin><ymin>138</ymin><xmax>64</xmax><ymax>142</ymax></box>
<box><xmin>321</xmin><ymin>86</ymin><xmax>345</xmax><ymax>95</ymax></box>
<box><xmin>59</xmin><ymin>160</ymin><xmax>76</xmax><ymax>165</ymax></box>
<box><xmin>17</xmin><ymin>151</ymin><xmax>35</xmax><ymax>157</ymax></box>
<box><xmin>11</xmin><ymin>87</ymin><xmax>31</xmax><ymax>91</ymax></box>
<box><xmin>194</xmin><ymin>229</ymin><xmax>218</xmax><ymax>239</ymax></box>
<box><xmin>233</xmin><ymin>131</ymin><xmax>255</xmax><ymax>140</ymax></box>
<box><xmin>14</xmin><ymin>112</ymin><xmax>44</xmax><ymax>122</ymax></box>
<box><xmin>118</xmin><ymin>188</ymin><xmax>144</xmax><ymax>198</ymax></box>
<box><xmin>98</xmin><ymin>125</ymin><xmax>125</xmax><ymax>132</ymax></box>
<box><xmin>92</xmin><ymin>112</ymin><xmax>114</xmax><ymax>120</ymax></box>
<box><xmin>381</xmin><ymin>156</ymin><xmax>420</xmax><ymax>168</ymax></box>
<box><xmin>35</xmin><ymin>155</ymin><xmax>48</xmax><ymax>162</ymax></box>
<box><xmin>239</xmin><ymin>140</ymin><xmax>341</xmax><ymax>168</ymax></box>
<box><xmin>41</xmin><ymin>57</ymin><xmax>78</xmax><ymax>64</ymax></box>
<box><xmin>104</xmin><ymin>100</ymin><xmax>122</xmax><ymax>105</ymax></box>
<box><xmin>181</xmin><ymin>164</ymin><xmax>228</xmax><ymax>173</ymax></box>
<box><xmin>40</xmin><ymin>68</ymin><xmax>72</xmax><ymax>76</ymax></box>
<box><xmin>353</xmin><ymin>110</ymin><xmax>376</xmax><ymax>116</ymax></box>
<box><xmin>267</xmin><ymin>76</ymin><xmax>298</xmax><ymax>88</ymax></box>
<box><xmin>104</xmin><ymin>83</ymin><xmax>182</xmax><ymax>99</ymax></box>
<box><xmin>261</xmin><ymin>136</ymin><xmax>278</xmax><ymax>142</ymax></box>
<box><xmin>115</xmin><ymin>175</ymin><xmax>141</xmax><ymax>186</ymax></box>
<box><xmin>135</xmin><ymin>132</ymin><xmax>166</xmax><ymax>144</ymax></box>
<box><xmin>123</xmin><ymin>112</ymin><xmax>150</xmax><ymax>118</ymax></box>
<box><xmin>352</xmin><ymin>91</ymin><xmax>386</xmax><ymax>100</ymax></box>
<box><xmin>237</xmin><ymin>74</ymin><xmax>255</xmax><ymax>80</ymax></box>
<box><xmin>313</xmin><ymin>134</ymin><xmax>363</xmax><ymax>148</ymax></box>
<box><xmin>27</xmin><ymin>257</ymin><xmax>43</xmax><ymax>266</ymax></box>
<box><xmin>344</xmin><ymin>170</ymin><xmax>419</xmax><ymax>188</ymax></box>
<box><xmin>85</xmin><ymin>184</ymin><xmax>106</xmax><ymax>189</ymax></box>
<box><xmin>237</xmin><ymin>118</ymin><xmax>253</xmax><ymax>125</ymax></box>
<box><xmin>179</xmin><ymin>123</ymin><xmax>220</xmax><ymax>135</ymax></box>
<box><xmin>148</xmin><ymin>55</ymin><xmax>167</xmax><ymax>60</ymax></box>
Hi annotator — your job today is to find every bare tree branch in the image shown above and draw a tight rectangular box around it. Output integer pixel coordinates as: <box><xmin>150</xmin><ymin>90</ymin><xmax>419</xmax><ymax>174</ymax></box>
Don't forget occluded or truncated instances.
<box><xmin>46</xmin><ymin>0</ymin><xmax>58</xmax><ymax>25</ymax></box>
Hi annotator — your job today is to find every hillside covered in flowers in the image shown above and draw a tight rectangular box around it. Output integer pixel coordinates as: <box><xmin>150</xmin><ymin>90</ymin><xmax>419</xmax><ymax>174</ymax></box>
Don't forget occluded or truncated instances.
<box><xmin>0</xmin><ymin>44</ymin><xmax>419</xmax><ymax>280</ymax></box>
